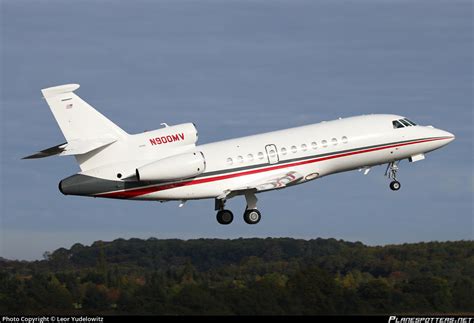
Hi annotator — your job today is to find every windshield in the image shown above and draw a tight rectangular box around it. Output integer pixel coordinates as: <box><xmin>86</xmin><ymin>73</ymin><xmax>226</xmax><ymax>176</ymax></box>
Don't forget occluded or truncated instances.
<box><xmin>392</xmin><ymin>118</ymin><xmax>418</xmax><ymax>129</ymax></box>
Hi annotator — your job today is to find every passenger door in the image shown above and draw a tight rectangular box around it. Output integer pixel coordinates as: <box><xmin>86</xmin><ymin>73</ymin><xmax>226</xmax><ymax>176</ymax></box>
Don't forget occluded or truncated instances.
<box><xmin>265</xmin><ymin>144</ymin><xmax>279</xmax><ymax>164</ymax></box>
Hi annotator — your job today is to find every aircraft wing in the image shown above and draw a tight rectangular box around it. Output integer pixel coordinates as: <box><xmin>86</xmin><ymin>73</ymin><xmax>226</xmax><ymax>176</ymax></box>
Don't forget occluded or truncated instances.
<box><xmin>217</xmin><ymin>170</ymin><xmax>303</xmax><ymax>200</ymax></box>
<box><xmin>23</xmin><ymin>137</ymin><xmax>116</xmax><ymax>159</ymax></box>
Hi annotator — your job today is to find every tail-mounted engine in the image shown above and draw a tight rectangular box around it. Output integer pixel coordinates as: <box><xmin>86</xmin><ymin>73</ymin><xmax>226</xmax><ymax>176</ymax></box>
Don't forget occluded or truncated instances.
<box><xmin>136</xmin><ymin>151</ymin><xmax>206</xmax><ymax>182</ymax></box>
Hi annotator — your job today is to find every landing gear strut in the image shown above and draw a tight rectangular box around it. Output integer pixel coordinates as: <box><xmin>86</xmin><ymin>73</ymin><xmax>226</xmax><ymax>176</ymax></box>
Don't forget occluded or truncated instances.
<box><xmin>385</xmin><ymin>161</ymin><xmax>401</xmax><ymax>191</ymax></box>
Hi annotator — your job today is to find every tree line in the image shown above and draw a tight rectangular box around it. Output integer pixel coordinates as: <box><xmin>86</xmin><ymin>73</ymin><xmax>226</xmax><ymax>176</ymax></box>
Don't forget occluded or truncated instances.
<box><xmin>1</xmin><ymin>237</ymin><xmax>473</xmax><ymax>314</ymax></box>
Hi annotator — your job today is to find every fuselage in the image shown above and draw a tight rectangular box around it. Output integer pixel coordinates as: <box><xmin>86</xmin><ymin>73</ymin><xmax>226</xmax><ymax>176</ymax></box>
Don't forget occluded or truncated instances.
<box><xmin>59</xmin><ymin>114</ymin><xmax>454</xmax><ymax>200</ymax></box>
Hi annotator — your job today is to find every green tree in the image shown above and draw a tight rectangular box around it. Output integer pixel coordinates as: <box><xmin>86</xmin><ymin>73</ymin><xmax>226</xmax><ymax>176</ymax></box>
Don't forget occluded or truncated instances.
<box><xmin>452</xmin><ymin>277</ymin><xmax>474</xmax><ymax>311</ymax></box>
<box><xmin>357</xmin><ymin>278</ymin><xmax>392</xmax><ymax>313</ymax></box>
<box><xmin>402</xmin><ymin>276</ymin><xmax>452</xmax><ymax>312</ymax></box>
<box><xmin>287</xmin><ymin>267</ymin><xmax>340</xmax><ymax>314</ymax></box>
<box><xmin>82</xmin><ymin>285</ymin><xmax>109</xmax><ymax>310</ymax></box>
<box><xmin>171</xmin><ymin>284</ymin><xmax>230</xmax><ymax>315</ymax></box>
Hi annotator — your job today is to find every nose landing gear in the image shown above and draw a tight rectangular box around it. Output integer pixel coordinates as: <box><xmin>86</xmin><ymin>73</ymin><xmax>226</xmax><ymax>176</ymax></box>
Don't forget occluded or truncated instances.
<box><xmin>389</xmin><ymin>180</ymin><xmax>401</xmax><ymax>191</ymax></box>
<box><xmin>385</xmin><ymin>161</ymin><xmax>401</xmax><ymax>191</ymax></box>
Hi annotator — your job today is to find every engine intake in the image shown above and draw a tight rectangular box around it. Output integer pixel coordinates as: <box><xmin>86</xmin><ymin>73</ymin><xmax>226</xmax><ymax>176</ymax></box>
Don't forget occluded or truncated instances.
<box><xmin>136</xmin><ymin>151</ymin><xmax>206</xmax><ymax>182</ymax></box>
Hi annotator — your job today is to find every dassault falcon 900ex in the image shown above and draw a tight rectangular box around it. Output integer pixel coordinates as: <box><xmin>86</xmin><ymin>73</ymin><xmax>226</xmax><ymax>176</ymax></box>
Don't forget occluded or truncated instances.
<box><xmin>24</xmin><ymin>84</ymin><xmax>455</xmax><ymax>225</ymax></box>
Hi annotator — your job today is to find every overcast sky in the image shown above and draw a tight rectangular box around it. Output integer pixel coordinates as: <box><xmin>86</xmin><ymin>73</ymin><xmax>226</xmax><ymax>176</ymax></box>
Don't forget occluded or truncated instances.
<box><xmin>1</xmin><ymin>0</ymin><xmax>472</xmax><ymax>260</ymax></box>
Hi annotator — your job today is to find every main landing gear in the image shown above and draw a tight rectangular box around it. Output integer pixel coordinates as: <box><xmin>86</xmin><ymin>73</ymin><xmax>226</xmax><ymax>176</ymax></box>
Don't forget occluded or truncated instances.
<box><xmin>243</xmin><ymin>192</ymin><xmax>261</xmax><ymax>224</ymax></box>
<box><xmin>385</xmin><ymin>161</ymin><xmax>401</xmax><ymax>191</ymax></box>
<box><xmin>215</xmin><ymin>192</ymin><xmax>261</xmax><ymax>225</ymax></box>
<box><xmin>216</xmin><ymin>209</ymin><xmax>234</xmax><ymax>225</ymax></box>
<box><xmin>244</xmin><ymin>209</ymin><xmax>261</xmax><ymax>225</ymax></box>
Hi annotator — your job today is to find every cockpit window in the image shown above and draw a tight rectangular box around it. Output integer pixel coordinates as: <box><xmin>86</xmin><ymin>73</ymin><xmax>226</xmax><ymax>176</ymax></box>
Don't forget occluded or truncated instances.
<box><xmin>393</xmin><ymin>118</ymin><xmax>418</xmax><ymax>129</ymax></box>
<box><xmin>392</xmin><ymin>120</ymin><xmax>404</xmax><ymax>129</ymax></box>
<box><xmin>399</xmin><ymin>119</ymin><xmax>411</xmax><ymax>127</ymax></box>
<box><xmin>404</xmin><ymin>118</ymin><xmax>417</xmax><ymax>126</ymax></box>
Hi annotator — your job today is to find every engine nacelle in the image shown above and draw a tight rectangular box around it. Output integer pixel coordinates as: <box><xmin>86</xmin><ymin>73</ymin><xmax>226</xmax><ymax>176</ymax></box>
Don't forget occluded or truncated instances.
<box><xmin>136</xmin><ymin>151</ymin><xmax>206</xmax><ymax>182</ymax></box>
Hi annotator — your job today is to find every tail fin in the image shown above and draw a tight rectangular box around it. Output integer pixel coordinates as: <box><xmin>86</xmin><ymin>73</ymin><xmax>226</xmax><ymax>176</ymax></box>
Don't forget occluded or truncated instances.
<box><xmin>41</xmin><ymin>84</ymin><xmax>127</xmax><ymax>141</ymax></box>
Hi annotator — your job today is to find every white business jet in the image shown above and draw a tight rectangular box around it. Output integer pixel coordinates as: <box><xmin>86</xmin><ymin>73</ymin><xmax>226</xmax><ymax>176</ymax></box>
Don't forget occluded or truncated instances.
<box><xmin>24</xmin><ymin>84</ymin><xmax>455</xmax><ymax>225</ymax></box>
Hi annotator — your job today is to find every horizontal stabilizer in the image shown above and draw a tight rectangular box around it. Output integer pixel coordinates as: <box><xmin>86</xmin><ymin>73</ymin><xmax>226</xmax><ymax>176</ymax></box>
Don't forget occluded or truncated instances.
<box><xmin>23</xmin><ymin>137</ymin><xmax>117</xmax><ymax>159</ymax></box>
<box><xmin>42</xmin><ymin>84</ymin><xmax>80</xmax><ymax>99</ymax></box>
<box><xmin>22</xmin><ymin>142</ymin><xmax>67</xmax><ymax>159</ymax></box>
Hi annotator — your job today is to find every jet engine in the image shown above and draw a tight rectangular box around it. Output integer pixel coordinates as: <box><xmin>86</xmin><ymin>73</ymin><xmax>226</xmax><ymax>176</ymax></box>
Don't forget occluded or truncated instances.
<box><xmin>136</xmin><ymin>151</ymin><xmax>206</xmax><ymax>181</ymax></box>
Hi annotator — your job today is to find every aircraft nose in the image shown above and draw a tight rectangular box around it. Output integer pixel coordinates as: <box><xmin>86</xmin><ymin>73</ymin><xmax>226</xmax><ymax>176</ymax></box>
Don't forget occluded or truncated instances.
<box><xmin>441</xmin><ymin>130</ymin><xmax>455</xmax><ymax>143</ymax></box>
<box><xmin>430</xmin><ymin>128</ymin><xmax>455</xmax><ymax>147</ymax></box>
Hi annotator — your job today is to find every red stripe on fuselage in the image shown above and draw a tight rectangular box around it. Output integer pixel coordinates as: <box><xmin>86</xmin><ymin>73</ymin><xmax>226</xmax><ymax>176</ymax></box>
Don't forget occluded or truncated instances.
<box><xmin>96</xmin><ymin>137</ymin><xmax>451</xmax><ymax>198</ymax></box>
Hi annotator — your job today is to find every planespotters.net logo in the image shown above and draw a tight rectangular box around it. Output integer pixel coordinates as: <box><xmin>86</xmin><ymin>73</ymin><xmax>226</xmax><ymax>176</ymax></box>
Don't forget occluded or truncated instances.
<box><xmin>389</xmin><ymin>316</ymin><xmax>473</xmax><ymax>323</ymax></box>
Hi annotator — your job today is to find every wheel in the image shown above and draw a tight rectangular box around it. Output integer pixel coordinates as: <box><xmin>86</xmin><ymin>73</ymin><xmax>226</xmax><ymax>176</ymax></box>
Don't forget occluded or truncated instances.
<box><xmin>389</xmin><ymin>181</ymin><xmax>401</xmax><ymax>191</ymax></box>
<box><xmin>216</xmin><ymin>210</ymin><xmax>233</xmax><ymax>225</ymax></box>
<box><xmin>243</xmin><ymin>209</ymin><xmax>261</xmax><ymax>225</ymax></box>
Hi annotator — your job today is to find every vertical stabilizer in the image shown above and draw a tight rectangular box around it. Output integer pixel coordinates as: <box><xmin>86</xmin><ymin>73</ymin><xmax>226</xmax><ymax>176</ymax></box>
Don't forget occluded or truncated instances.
<box><xmin>41</xmin><ymin>84</ymin><xmax>127</xmax><ymax>141</ymax></box>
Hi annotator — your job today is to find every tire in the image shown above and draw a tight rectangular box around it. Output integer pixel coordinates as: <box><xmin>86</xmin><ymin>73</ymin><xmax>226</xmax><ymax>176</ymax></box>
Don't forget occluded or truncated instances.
<box><xmin>243</xmin><ymin>209</ymin><xmax>261</xmax><ymax>225</ymax></box>
<box><xmin>389</xmin><ymin>181</ymin><xmax>401</xmax><ymax>191</ymax></box>
<box><xmin>216</xmin><ymin>210</ymin><xmax>233</xmax><ymax>225</ymax></box>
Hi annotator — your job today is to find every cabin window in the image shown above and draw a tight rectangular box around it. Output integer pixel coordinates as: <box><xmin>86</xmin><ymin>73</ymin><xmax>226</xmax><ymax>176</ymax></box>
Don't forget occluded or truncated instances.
<box><xmin>301</xmin><ymin>144</ymin><xmax>307</xmax><ymax>151</ymax></box>
<box><xmin>247</xmin><ymin>154</ymin><xmax>254</xmax><ymax>162</ymax></box>
<box><xmin>281</xmin><ymin>147</ymin><xmax>287</xmax><ymax>155</ymax></box>
<box><xmin>342</xmin><ymin>136</ymin><xmax>348</xmax><ymax>144</ymax></box>
<box><xmin>257</xmin><ymin>152</ymin><xmax>264</xmax><ymax>160</ymax></box>
<box><xmin>268</xmin><ymin>149</ymin><xmax>276</xmax><ymax>157</ymax></box>
<box><xmin>311</xmin><ymin>141</ymin><xmax>317</xmax><ymax>149</ymax></box>
<box><xmin>332</xmin><ymin>138</ymin><xmax>338</xmax><ymax>146</ymax></box>
<box><xmin>226</xmin><ymin>158</ymin><xmax>233</xmax><ymax>165</ymax></box>
<box><xmin>392</xmin><ymin>120</ymin><xmax>404</xmax><ymax>129</ymax></box>
<box><xmin>237</xmin><ymin>155</ymin><xmax>243</xmax><ymax>163</ymax></box>
<box><xmin>322</xmin><ymin>140</ymin><xmax>328</xmax><ymax>148</ymax></box>
<box><xmin>291</xmin><ymin>145</ymin><xmax>297</xmax><ymax>153</ymax></box>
